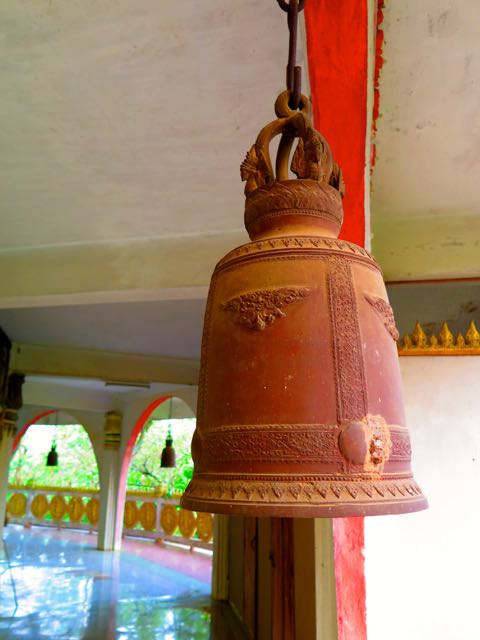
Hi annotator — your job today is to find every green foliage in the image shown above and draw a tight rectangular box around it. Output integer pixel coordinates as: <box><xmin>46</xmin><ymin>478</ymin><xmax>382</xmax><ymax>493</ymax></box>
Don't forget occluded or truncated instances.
<box><xmin>116</xmin><ymin>602</ymin><xmax>210</xmax><ymax>639</ymax></box>
<box><xmin>8</xmin><ymin>418</ymin><xmax>195</xmax><ymax>496</ymax></box>
<box><xmin>126</xmin><ymin>419</ymin><xmax>195</xmax><ymax>496</ymax></box>
<box><xmin>9</xmin><ymin>423</ymin><xmax>99</xmax><ymax>489</ymax></box>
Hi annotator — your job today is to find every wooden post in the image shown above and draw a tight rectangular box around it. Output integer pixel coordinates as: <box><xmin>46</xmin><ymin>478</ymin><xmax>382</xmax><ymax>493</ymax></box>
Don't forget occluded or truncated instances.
<box><xmin>271</xmin><ymin>518</ymin><xmax>296</xmax><ymax>639</ymax></box>
<box><xmin>243</xmin><ymin>517</ymin><xmax>258</xmax><ymax>636</ymax></box>
<box><xmin>212</xmin><ymin>515</ymin><xmax>230</xmax><ymax>601</ymax></box>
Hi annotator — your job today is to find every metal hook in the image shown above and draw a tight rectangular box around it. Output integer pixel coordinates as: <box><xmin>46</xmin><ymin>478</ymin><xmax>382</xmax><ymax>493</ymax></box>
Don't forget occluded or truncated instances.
<box><xmin>276</xmin><ymin>0</ymin><xmax>305</xmax><ymax>12</ymax></box>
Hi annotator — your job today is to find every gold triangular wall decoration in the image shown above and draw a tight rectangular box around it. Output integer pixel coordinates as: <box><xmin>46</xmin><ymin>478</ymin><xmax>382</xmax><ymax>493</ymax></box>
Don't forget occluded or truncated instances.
<box><xmin>398</xmin><ymin>320</ymin><xmax>480</xmax><ymax>355</ymax></box>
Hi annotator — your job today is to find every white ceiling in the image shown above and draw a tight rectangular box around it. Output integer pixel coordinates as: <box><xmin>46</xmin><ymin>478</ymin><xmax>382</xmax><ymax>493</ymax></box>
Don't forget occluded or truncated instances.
<box><xmin>0</xmin><ymin>0</ymin><xmax>291</xmax><ymax>249</ymax></box>
<box><xmin>0</xmin><ymin>0</ymin><xmax>297</xmax><ymax>371</ymax></box>
<box><xmin>0</xmin><ymin>298</ymin><xmax>206</xmax><ymax>359</ymax></box>
<box><xmin>22</xmin><ymin>375</ymin><xmax>195</xmax><ymax>417</ymax></box>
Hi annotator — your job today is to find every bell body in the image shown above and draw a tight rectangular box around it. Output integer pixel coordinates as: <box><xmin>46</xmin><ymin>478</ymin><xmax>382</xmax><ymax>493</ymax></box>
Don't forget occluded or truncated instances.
<box><xmin>46</xmin><ymin>445</ymin><xmax>58</xmax><ymax>467</ymax></box>
<box><xmin>161</xmin><ymin>437</ymin><xmax>176</xmax><ymax>468</ymax></box>
<box><xmin>182</xmin><ymin>179</ymin><xmax>427</xmax><ymax>517</ymax></box>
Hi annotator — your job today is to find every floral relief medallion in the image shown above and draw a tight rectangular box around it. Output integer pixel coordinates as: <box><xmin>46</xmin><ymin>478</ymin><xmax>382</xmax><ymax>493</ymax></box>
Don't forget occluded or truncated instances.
<box><xmin>365</xmin><ymin>294</ymin><xmax>399</xmax><ymax>341</ymax></box>
<box><xmin>222</xmin><ymin>286</ymin><xmax>311</xmax><ymax>330</ymax></box>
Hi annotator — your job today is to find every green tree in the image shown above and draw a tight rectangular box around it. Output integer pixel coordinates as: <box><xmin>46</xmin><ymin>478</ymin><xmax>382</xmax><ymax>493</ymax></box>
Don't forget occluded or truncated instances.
<box><xmin>127</xmin><ymin>418</ymin><xmax>195</xmax><ymax>496</ymax></box>
<box><xmin>9</xmin><ymin>418</ymin><xmax>195</xmax><ymax>496</ymax></box>
<box><xmin>9</xmin><ymin>423</ymin><xmax>99</xmax><ymax>489</ymax></box>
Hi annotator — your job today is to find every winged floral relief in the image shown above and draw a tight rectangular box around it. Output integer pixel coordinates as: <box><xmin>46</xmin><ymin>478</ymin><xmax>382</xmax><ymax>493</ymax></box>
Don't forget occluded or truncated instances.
<box><xmin>240</xmin><ymin>127</ymin><xmax>345</xmax><ymax>197</ymax></box>
<box><xmin>365</xmin><ymin>294</ymin><xmax>400</xmax><ymax>341</ymax></box>
<box><xmin>290</xmin><ymin>127</ymin><xmax>345</xmax><ymax>196</ymax></box>
<box><xmin>222</xmin><ymin>287</ymin><xmax>311</xmax><ymax>331</ymax></box>
<box><xmin>240</xmin><ymin>145</ymin><xmax>271</xmax><ymax>196</ymax></box>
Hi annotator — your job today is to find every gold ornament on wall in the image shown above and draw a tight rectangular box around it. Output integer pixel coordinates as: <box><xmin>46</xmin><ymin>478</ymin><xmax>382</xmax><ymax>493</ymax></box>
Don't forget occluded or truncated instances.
<box><xmin>138</xmin><ymin>502</ymin><xmax>156</xmax><ymax>531</ymax></box>
<box><xmin>123</xmin><ymin>500</ymin><xmax>139</xmax><ymax>529</ymax></box>
<box><xmin>178</xmin><ymin>509</ymin><xmax>197</xmax><ymax>539</ymax></box>
<box><xmin>398</xmin><ymin>320</ymin><xmax>480</xmax><ymax>355</ymax></box>
<box><xmin>85</xmin><ymin>498</ymin><xmax>100</xmax><ymax>525</ymax></box>
<box><xmin>49</xmin><ymin>495</ymin><xmax>67</xmax><ymax>521</ymax></box>
<box><xmin>7</xmin><ymin>492</ymin><xmax>27</xmax><ymax>518</ymax></box>
<box><xmin>104</xmin><ymin>411</ymin><xmax>122</xmax><ymax>449</ymax></box>
<box><xmin>31</xmin><ymin>494</ymin><xmax>49</xmax><ymax>519</ymax></box>
<box><xmin>160</xmin><ymin>504</ymin><xmax>178</xmax><ymax>535</ymax></box>
<box><xmin>196</xmin><ymin>512</ymin><xmax>214</xmax><ymax>543</ymax></box>
<box><xmin>67</xmin><ymin>497</ymin><xmax>85</xmax><ymax>523</ymax></box>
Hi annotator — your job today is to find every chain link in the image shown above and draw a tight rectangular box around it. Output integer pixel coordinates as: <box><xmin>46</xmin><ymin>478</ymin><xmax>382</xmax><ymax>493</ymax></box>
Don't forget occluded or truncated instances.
<box><xmin>276</xmin><ymin>0</ymin><xmax>305</xmax><ymax>109</ymax></box>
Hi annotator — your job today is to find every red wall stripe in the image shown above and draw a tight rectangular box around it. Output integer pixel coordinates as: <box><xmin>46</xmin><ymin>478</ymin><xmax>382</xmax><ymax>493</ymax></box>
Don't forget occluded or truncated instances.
<box><xmin>371</xmin><ymin>0</ymin><xmax>385</xmax><ymax>169</ymax></box>
<box><xmin>305</xmin><ymin>2</ymin><xmax>370</xmax><ymax>638</ymax></box>
<box><xmin>332</xmin><ymin>517</ymin><xmax>367</xmax><ymax>640</ymax></box>
<box><xmin>305</xmin><ymin>0</ymin><xmax>368</xmax><ymax>247</ymax></box>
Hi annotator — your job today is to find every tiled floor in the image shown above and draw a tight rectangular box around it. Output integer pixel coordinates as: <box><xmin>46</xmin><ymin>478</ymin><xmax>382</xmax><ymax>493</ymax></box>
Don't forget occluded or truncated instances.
<box><xmin>0</xmin><ymin>525</ymin><xmax>214</xmax><ymax>639</ymax></box>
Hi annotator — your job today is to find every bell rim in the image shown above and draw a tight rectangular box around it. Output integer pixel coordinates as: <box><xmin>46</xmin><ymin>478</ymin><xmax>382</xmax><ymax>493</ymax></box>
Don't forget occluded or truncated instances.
<box><xmin>180</xmin><ymin>493</ymin><xmax>428</xmax><ymax>518</ymax></box>
<box><xmin>181</xmin><ymin>474</ymin><xmax>428</xmax><ymax>518</ymax></box>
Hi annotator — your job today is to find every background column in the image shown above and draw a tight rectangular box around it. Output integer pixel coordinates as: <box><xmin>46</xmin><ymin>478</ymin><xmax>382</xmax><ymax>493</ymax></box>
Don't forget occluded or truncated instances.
<box><xmin>97</xmin><ymin>410</ymin><xmax>123</xmax><ymax>551</ymax></box>
<box><xmin>0</xmin><ymin>374</ymin><xmax>25</xmax><ymax>533</ymax></box>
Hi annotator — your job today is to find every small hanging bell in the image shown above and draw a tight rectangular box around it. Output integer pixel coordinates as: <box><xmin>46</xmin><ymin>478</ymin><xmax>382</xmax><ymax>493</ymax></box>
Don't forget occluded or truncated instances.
<box><xmin>181</xmin><ymin>90</ymin><xmax>427</xmax><ymax>518</ymax></box>
<box><xmin>161</xmin><ymin>431</ymin><xmax>176</xmax><ymax>468</ymax></box>
<box><xmin>46</xmin><ymin>443</ymin><xmax>58</xmax><ymax>467</ymax></box>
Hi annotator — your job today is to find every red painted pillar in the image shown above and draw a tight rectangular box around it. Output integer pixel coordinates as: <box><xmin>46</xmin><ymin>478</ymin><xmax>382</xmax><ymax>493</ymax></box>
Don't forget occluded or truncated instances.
<box><xmin>305</xmin><ymin>2</ymin><xmax>371</xmax><ymax>638</ymax></box>
<box><xmin>305</xmin><ymin>0</ymin><xmax>368</xmax><ymax>247</ymax></box>
<box><xmin>332</xmin><ymin>517</ymin><xmax>367</xmax><ymax>639</ymax></box>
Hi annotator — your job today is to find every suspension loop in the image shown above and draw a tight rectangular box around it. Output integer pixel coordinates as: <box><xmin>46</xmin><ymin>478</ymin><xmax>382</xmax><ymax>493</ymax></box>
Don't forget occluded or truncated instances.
<box><xmin>252</xmin><ymin>91</ymin><xmax>311</xmax><ymax>186</ymax></box>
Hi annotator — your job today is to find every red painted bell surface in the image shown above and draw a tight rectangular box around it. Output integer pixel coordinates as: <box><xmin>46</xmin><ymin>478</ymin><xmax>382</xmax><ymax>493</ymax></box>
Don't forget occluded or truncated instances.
<box><xmin>181</xmin><ymin>92</ymin><xmax>427</xmax><ymax>517</ymax></box>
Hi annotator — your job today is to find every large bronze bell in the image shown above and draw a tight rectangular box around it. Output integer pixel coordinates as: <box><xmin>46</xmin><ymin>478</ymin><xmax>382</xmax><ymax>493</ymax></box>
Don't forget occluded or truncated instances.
<box><xmin>181</xmin><ymin>91</ymin><xmax>427</xmax><ymax>517</ymax></box>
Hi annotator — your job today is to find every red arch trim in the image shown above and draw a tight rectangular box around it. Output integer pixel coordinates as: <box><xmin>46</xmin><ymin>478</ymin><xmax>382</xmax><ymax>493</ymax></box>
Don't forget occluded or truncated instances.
<box><xmin>12</xmin><ymin>409</ymin><xmax>55</xmax><ymax>455</ymax></box>
<box><xmin>120</xmin><ymin>395</ymin><xmax>171</xmax><ymax>481</ymax></box>
<box><xmin>114</xmin><ymin>395</ymin><xmax>171</xmax><ymax>547</ymax></box>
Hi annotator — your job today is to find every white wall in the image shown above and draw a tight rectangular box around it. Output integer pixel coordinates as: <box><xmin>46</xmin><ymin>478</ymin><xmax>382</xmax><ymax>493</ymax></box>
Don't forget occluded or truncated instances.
<box><xmin>365</xmin><ymin>357</ymin><xmax>480</xmax><ymax>640</ymax></box>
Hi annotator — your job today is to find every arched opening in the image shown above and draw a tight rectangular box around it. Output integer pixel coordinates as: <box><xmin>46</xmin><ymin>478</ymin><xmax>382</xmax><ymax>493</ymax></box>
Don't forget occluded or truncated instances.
<box><xmin>12</xmin><ymin>409</ymin><xmax>55</xmax><ymax>455</ymax></box>
<box><xmin>120</xmin><ymin>395</ymin><xmax>171</xmax><ymax>489</ymax></box>
<box><xmin>6</xmin><ymin>410</ymin><xmax>101</xmax><ymax>534</ymax></box>
<box><xmin>117</xmin><ymin>395</ymin><xmax>212</xmax><ymax>585</ymax></box>
<box><xmin>126</xmin><ymin>396</ymin><xmax>195</xmax><ymax>497</ymax></box>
